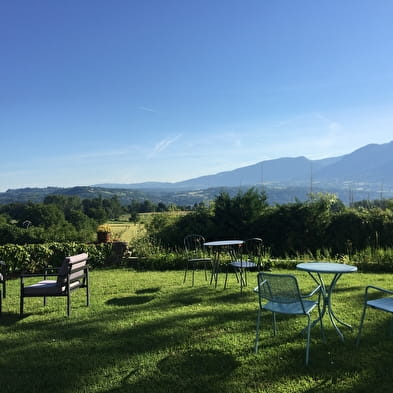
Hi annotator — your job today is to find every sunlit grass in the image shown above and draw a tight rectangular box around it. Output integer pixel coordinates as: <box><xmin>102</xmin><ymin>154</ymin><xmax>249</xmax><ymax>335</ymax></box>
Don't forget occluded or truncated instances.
<box><xmin>107</xmin><ymin>222</ymin><xmax>147</xmax><ymax>242</ymax></box>
<box><xmin>1</xmin><ymin>269</ymin><xmax>392</xmax><ymax>392</ymax></box>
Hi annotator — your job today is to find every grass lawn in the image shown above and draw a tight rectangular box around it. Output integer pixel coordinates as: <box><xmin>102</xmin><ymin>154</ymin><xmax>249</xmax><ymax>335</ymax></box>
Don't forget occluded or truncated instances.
<box><xmin>1</xmin><ymin>268</ymin><xmax>393</xmax><ymax>393</ymax></box>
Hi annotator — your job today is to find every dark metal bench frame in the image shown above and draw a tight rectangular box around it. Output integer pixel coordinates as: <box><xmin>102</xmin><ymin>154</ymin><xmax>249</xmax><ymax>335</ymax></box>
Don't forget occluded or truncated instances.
<box><xmin>20</xmin><ymin>253</ymin><xmax>89</xmax><ymax>317</ymax></box>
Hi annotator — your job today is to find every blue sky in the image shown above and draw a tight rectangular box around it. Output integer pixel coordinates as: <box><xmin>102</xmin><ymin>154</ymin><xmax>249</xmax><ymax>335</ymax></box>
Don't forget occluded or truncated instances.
<box><xmin>1</xmin><ymin>1</ymin><xmax>393</xmax><ymax>191</ymax></box>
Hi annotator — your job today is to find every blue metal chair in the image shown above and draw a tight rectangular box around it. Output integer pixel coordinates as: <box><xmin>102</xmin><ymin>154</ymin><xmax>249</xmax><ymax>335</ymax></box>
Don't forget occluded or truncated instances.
<box><xmin>254</xmin><ymin>272</ymin><xmax>323</xmax><ymax>366</ymax></box>
<box><xmin>183</xmin><ymin>235</ymin><xmax>211</xmax><ymax>286</ymax></box>
<box><xmin>224</xmin><ymin>238</ymin><xmax>263</xmax><ymax>292</ymax></box>
<box><xmin>356</xmin><ymin>285</ymin><xmax>393</xmax><ymax>346</ymax></box>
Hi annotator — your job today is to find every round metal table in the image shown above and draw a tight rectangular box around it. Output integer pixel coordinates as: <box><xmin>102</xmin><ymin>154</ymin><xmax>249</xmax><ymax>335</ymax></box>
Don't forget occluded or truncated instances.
<box><xmin>204</xmin><ymin>240</ymin><xmax>244</xmax><ymax>288</ymax></box>
<box><xmin>296</xmin><ymin>262</ymin><xmax>358</xmax><ymax>341</ymax></box>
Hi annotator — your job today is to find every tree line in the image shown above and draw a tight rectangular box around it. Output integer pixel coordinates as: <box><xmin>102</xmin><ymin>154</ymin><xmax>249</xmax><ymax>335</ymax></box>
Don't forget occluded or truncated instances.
<box><xmin>1</xmin><ymin>189</ymin><xmax>393</xmax><ymax>259</ymax></box>
<box><xmin>147</xmin><ymin>188</ymin><xmax>393</xmax><ymax>257</ymax></box>
<box><xmin>0</xmin><ymin>194</ymin><xmax>183</xmax><ymax>245</ymax></box>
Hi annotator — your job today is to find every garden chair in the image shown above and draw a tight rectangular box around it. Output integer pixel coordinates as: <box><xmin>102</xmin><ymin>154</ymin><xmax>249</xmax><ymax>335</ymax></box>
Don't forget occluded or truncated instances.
<box><xmin>356</xmin><ymin>285</ymin><xmax>393</xmax><ymax>346</ymax></box>
<box><xmin>183</xmin><ymin>234</ymin><xmax>211</xmax><ymax>286</ymax></box>
<box><xmin>224</xmin><ymin>237</ymin><xmax>263</xmax><ymax>292</ymax></box>
<box><xmin>254</xmin><ymin>272</ymin><xmax>323</xmax><ymax>366</ymax></box>
<box><xmin>20</xmin><ymin>253</ymin><xmax>89</xmax><ymax>317</ymax></box>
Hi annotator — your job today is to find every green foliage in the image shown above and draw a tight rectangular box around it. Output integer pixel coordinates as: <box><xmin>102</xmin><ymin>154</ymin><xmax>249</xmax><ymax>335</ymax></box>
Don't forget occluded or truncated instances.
<box><xmin>0</xmin><ymin>242</ymin><xmax>113</xmax><ymax>273</ymax></box>
<box><xmin>127</xmin><ymin>199</ymin><xmax>180</xmax><ymax>214</ymax></box>
<box><xmin>213</xmin><ymin>188</ymin><xmax>268</xmax><ymax>238</ymax></box>
<box><xmin>0</xmin><ymin>195</ymin><xmax>127</xmax><ymax>245</ymax></box>
<box><xmin>146</xmin><ymin>190</ymin><xmax>393</xmax><ymax>261</ymax></box>
<box><xmin>4</xmin><ymin>190</ymin><xmax>393</xmax><ymax>268</ymax></box>
<box><xmin>145</xmin><ymin>213</ymin><xmax>184</xmax><ymax>247</ymax></box>
<box><xmin>351</xmin><ymin>247</ymin><xmax>393</xmax><ymax>272</ymax></box>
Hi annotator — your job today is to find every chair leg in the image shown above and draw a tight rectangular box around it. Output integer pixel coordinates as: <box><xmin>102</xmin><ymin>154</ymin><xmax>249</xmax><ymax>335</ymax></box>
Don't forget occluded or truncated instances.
<box><xmin>254</xmin><ymin>308</ymin><xmax>262</xmax><ymax>353</ymax></box>
<box><xmin>67</xmin><ymin>293</ymin><xmax>71</xmax><ymax>317</ymax></box>
<box><xmin>356</xmin><ymin>304</ymin><xmax>368</xmax><ymax>347</ymax></box>
<box><xmin>272</xmin><ymin>312</ymin><xmax>277</xmax><ymax>335</ymax></box>
<box><xmin>234</xmin><ymin>269</ymin><xmax>240</xmax><ymax>283</ymax></box>
<box><xmin>183</xmin><ymin>262</ymin><xmax>188</xmax><ymax>284</ymax></box>
<box><xmin>86</xmin><ymin>270</ymin><xmax>90</xmax><ymax>307</ymax></box>
<box><xmin>20</xmin><ymin>295</ymin><xmax>24</xmax><ymax>316</ymax></box>
<box><xmin>390</xmin><ymin>317</ymin><xmax>393</xmax><ymax>337</ymax></box>
<box><xmin>224</xmin><ymin>266</ymin><xmax>229</xmax><ymax>289</ymax></box>
<box><xmin>317</xmin><ymin>298</ymin><xmax>326</xmax><ymax>343</ymax></box>
<box><xmin>305</xmin><ymin>314</ymin><xmax>311</xmax><ymax>366</ymax></box>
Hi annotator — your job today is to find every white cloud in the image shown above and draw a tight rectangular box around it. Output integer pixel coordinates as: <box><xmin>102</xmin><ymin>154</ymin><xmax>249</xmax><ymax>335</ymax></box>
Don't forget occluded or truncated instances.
<box><xmin>138</xmin><ymin>106</ymin><xmax>157</xmax><ymax>113</ymax></box>
<box><xmin>150</xmin><ymin>135</ymin><xmax>182</xmax><ymax>156</ymax></box>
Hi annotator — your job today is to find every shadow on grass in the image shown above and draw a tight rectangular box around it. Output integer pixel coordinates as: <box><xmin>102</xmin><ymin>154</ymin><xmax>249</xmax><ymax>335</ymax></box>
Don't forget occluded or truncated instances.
<box><xmin>107</xmin><ymin>295</ymin><xmax>155</xmax><ymax>306</ymax></box>
<box><xmin>2</xmin><ymin>273</ymin><xmax>393</xmax><ymax>393</ymax></box>
<box><xmin>0</xmin><ymin>312</ymin><xmax>21</xmax><ymax>326</ymax></box>
<box><xmin>157</xmin><ymin>349</ymin><xmax>239</xmax><ymax>377</ymax></box>
<box><xmin>332</xmin><ymin>285</ymin><xmax>365</xmax><ymax>294</ymax></box>
<box><xmin>135</xmin><ymin>287</ymin><xmax>161</xmax><ymax>294</ymax></box>
<box><xmin>214</xmin><ymin>291</ymin><xmax>256</xmax><ymax>304</ymax></box>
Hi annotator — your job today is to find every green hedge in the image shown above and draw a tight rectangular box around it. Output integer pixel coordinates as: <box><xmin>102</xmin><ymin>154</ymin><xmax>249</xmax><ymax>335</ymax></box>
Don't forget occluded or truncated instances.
<box><xmin>0</xmin><ymin>242</ymin><xmax>113</xmax><ymax>274</ymax></box>
<box><xmin>2</xmin><ymin>242</ymin><xmax>393</xmax><ymax>275</ymax></box>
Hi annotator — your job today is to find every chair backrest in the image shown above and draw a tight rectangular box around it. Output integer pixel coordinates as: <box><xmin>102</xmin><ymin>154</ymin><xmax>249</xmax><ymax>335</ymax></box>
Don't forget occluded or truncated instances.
<box><xmin>257</xmin><ymin>272</ymin><xmax>306</xmax><ymax>311</ymax></box>
<box><xmin>184</xmin><ymin>234</ymin><xmax>206</xmax><ymax>258</ymax></box>
<box><xmin>243</xmin><ymin>238</ymin><xmax>263</xmax><ymax>263</ymax></box>
<box><xmin>56</xmin><ymin>253</ymin><xmax>89</xmax><ymax>287</ymax></box>
<box><xmin>184</xmin><ymin>234</ymin><xmax>205</xmax><ymax>252</ymax></box>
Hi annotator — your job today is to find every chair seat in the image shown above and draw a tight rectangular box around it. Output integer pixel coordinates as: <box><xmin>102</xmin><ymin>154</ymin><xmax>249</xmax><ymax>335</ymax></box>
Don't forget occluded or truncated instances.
<box><xmin>188</xmin><ymin>258</ymin><xmax>211</xmax><ymax>263</ymax></box>
<box><xmin>229</xmin><ymin>261</ymin><xmax>257</xmax><ymax>269</ymax></box>
<box><xmin>263</xmin><ymin>299</ymin><xmax>317</xmax><ymax>315</ymax></box>
<box><xmin>23</xmin><ymin>280</ymin><xmax>81</xmax><ymax>296</ymax></box>
<box><xmin>367</xmin><ymin>297</ymin><xmax>393</xmax><ymax>313</ymax></box>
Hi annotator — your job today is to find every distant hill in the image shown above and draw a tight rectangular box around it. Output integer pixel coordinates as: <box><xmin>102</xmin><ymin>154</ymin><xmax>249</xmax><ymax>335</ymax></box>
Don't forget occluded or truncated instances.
<box><xmin>95</xmin><ymin>140</ymin><xmax>393</xmax><ymax>190</ymax></box>
<box><xmin>314</xmin><ymin>142</ymin><xmax>393</xmax><ymax>184</ymax></box>
<box><xmin>2</xmin><ymin>141</ymin><xmax>393</xmax><ymax>206</ymax></box>
<box><xmin>1</xmin><ymin>184</ymin><xmax>390</xmax><ymax>207</ymax></box>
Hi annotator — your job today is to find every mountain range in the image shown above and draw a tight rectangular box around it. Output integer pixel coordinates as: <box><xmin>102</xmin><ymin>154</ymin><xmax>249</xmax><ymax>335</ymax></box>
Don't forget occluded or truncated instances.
<box><xmin>96</xmin><ymin>141</ymin><xmax>393</xmax><ymax>191</ymax></box>
<box><xmin>1</xmin><ymin>141</ymin><xmax>393</xmax><ymax>206</ymax></box>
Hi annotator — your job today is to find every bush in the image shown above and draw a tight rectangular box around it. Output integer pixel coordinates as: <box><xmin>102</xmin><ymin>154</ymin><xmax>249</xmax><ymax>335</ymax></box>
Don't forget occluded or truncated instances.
<box><xmin>0</xmin><ymin>242</ymin><xmax>113</xmax><ymax>274</ymax></box>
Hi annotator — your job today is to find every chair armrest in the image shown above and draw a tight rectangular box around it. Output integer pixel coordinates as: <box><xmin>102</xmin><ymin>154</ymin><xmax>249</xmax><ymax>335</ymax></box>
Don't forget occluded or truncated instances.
<box><xmin>20</xmin><ymin>273</ymin><xmax>61</xmax><ymax>278</ymax></box>
<box><xmin>44</xmin><ymin>267</ymin><xmax>61</xmax><ymax>273</ymax></box>
<box><xmin>365</xmin><ymin>285</ymin><xmax>393</xmax><ymax>299</ymax></box>
<box><xmin>20</xmin><ymin>273</ymin><xmax>63</xmax><ymax>285</ymax></box>
<box><xmin>302</xmin><ymin>285</ymin><xmax>321</xmax><ymax>298</ymax></box>
<box><xmin>254</xmin><ymin>279</ymin><xmax>268</xmax><ymax>294</ymax></box>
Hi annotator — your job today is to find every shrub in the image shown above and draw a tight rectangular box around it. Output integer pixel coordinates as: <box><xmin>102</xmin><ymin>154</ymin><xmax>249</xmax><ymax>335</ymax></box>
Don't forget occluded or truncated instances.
<box><xmin>0</xmin><ymin>242</ymin><xmax>113</xmax><ymax>274</ymax></box>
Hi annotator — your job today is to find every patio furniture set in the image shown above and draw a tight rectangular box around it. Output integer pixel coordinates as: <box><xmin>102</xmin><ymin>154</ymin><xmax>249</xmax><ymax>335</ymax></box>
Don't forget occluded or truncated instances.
<box><xmin>182</xmin><ymin>234</ymin><xmax>393</xmax><ymax>365</ymax></box>
<box><xmin>1</xmin><ymin>241</ymin><xmax>392</xmax><ymax>366</ymax></box>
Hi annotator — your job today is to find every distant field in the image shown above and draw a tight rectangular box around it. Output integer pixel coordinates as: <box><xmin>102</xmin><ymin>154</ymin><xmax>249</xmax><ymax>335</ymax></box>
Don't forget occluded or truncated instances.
<box><xmin>107</xmin><ymin>221</ymin><xmax>147</xmax><ymax>242</ymax></box>
<box><xmin>108</xmin><ymin>211</ymin><xmax>188</xmax><ymax>242</ymax></box>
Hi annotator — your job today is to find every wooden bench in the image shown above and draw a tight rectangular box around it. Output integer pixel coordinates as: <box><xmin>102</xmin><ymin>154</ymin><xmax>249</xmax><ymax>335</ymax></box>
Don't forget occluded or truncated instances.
<box><xmin>20</xmin><ymin>253</ymin><xmax>89</xmax><ymax>317</ymax></box>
